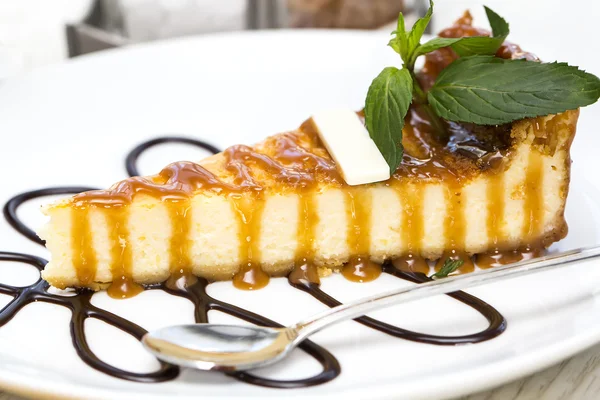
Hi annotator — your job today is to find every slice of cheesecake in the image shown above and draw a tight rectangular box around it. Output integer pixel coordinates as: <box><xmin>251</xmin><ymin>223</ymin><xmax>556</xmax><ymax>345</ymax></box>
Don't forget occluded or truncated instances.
<box><xmin>39</xmin><ymin>106</ymin><xmax>578</xmax><ymax>293</ymax></box>
<box><xmin>38</xmin><ymin>12</ymin><xmax>580</xmax><ymax>295</ymax></box>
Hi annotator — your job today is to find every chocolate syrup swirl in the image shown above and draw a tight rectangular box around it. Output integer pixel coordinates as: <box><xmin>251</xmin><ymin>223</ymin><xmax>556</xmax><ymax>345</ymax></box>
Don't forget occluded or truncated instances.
<box><xmin>125</xmin><ymin>136</ymin><xmax>222</xmax><ymax>177</ymax></box>
<box><xmin>0</xmin><ymin>136</ymin><xmax>507</xmax><ymax>389</ymax></box>
<box><xmin>0</xmin><ymin>251</ymin><xmax>178</xmax><ymax>382</ymax></box>
<box><xmin>3</xmin><ymin>186</ymin><xmax>98</xmax><ymax>246</ymax></box>
<box><xmin>291</xmin><ymin>265</ymin><xmax>505</xmax><ymax>345</ymax></box>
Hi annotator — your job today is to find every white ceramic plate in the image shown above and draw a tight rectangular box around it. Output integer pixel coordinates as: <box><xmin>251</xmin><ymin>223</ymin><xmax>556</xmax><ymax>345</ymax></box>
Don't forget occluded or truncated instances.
<box><xmin>0</xmin><ymin>31</ymin><xmax>599</xmax><ymax>400</ymax></box>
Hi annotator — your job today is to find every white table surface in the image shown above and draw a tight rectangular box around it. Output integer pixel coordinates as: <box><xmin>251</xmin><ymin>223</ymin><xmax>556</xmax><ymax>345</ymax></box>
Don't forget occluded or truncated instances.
<box><xmin>0</xmin><ymin>1</ymin><xmax>599</xmax><ymax>399</ymax></box>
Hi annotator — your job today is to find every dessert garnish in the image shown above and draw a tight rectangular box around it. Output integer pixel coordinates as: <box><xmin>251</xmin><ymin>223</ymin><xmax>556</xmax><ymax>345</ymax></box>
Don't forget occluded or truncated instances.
<box><xmin>311</xmin><ymin>109</ymin><xmax>390</xmax><ymax>185</ymax></box>
<box><xmin>365</xmin><ymin>0</ymin><xmax>600</xmax><ymax>172</ymax></box>
<box><xmin>430</xmin><ymin>258</ymin><xmax>464</xmax><ymax>279</ymax></box>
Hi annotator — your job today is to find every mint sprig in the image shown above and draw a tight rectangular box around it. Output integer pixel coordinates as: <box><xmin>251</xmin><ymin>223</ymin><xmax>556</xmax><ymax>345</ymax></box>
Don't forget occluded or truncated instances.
<box><xmin>365</xmin><ymin>0</ymin><xmax>600</xmax><ymax>173</ymax></box>
<box><xmin>430</xmin><ymin>259</ymin><xmax>464</xmax><ymax>279</ymax></box>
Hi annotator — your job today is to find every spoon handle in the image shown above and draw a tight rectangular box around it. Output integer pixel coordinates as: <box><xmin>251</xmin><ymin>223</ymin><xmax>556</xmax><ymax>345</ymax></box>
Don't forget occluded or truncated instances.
<box><xmin>292</xmin><ymin>245</ymin><xmax>600</xmax><ymax>341</ymax></box>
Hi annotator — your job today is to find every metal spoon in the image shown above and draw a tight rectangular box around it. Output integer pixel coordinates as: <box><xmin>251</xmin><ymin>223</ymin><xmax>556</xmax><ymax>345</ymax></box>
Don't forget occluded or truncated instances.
<box><xmin>142</xmin><ymin>245</ymin><xmax>600</xmax><ymax>372</ymax></box>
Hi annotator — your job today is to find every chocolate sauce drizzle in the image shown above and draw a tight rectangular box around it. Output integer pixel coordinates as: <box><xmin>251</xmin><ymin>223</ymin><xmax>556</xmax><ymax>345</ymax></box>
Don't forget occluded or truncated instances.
<box><xmin>3</xmin><ymin>186</ymin><xmax>98</xmax><ymax>246</ymax></box>
<box><xmin>0</xmin><ymin>136</ymin><xmax>506</xmax><ymax>388</ymax></box>
<box><xmin>125</xmin><ymin>136</ymin><xmax>221</xmax><ymax>177</ymax></box>
<box><xmin>0</xmin><ymin>251</ymin><xmax>178</xmax><ymax>382</ymax></box>
<box><xmin>291</xmin><ymin>265</ymin><xmax>505</xmax><ymax>345</ymax></box>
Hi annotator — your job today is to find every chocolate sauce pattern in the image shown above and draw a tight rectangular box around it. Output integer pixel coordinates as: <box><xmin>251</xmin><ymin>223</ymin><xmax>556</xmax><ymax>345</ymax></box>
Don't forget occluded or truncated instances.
<box><xmin>0</xmin><ymin>136</ymin><xmax>507</xmax><ymax>389</ymax></box>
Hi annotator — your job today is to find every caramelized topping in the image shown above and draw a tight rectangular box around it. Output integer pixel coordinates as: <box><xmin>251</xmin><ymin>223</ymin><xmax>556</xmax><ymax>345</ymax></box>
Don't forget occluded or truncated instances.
<box><xmin>75</xmin><ymin>161</ymin><xmax>239</xmax><ymax>206</ymax></box>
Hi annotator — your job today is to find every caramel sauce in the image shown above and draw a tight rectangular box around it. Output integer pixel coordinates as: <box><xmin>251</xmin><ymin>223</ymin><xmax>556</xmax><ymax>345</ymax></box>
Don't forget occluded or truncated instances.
<box><xmin>487</xmin><ymin>174</ymin><xmax>505</xmax><ymax>247</ymax></box>
<box><xmin>341</xmin><ymin>256</ymin><xmax>382</xmax><ymax>283</ymax></box>
<box><xmin>270</xmin><ymin>132</ymin><xmax>341</xmax><ymax>184</ymax></box>
<box><xmin>445</xmin><ymin>183</ymin><xmax>465</xmax><ymax>251</ymax></box>
<box><xmin>393</xmin><ymin>254</ymin><xmax>429</xmax><ymax>275</ymax></box>
<box><xmin>70</xmin><ymin>206</ymin><xmax>97</xmax><ymax>285</ymax></box>
<box><xmin>230</xmin><ymin>194</ymin><xmax>269</xmax><ymax>290</ymax></box>
<box><xmin>105</xmin><ymin>207</ymin><xmax>143</xmax><ymax>299</ymax></box>
<box><xmin>165</xmin><ymin>269</ymin><xmax>198</xmax><ymax>291</ymax></box>
<box><xmin>522</xmin><ymin>152</ymin><xmax>544</xmax><ymax>239</ymax></box>
<box><xmin>73</xmin><ymin>161</ymin><xmax>241</xmax><ymax>297</ymax></box>
<box><xmin>475</xmin><ymin>247</ymin><xmax>545</xmax><ymax>269</ymax></box>
<box><xmin>341</xmin><ymin>189</ymin><xmax>382</xmax><ymax>282</ymax></box>
<box><xmin>289</xmin><ymin>260</ymin><xmax>321</xmax><ymax>286</ymax></box>
<box><xmin>293</xmin><ymin>193</ymin><xmax>320</xmax><ymax>284</ymax></box>
<box><xmin>168</xmin><ymin>200</ymin><xmax>192</xmax><ymax>278</ymax></box>
<box><xmin>396</xmin><ymin>183</ymin><xmax>424</xmax><ymax>253</ymax></box>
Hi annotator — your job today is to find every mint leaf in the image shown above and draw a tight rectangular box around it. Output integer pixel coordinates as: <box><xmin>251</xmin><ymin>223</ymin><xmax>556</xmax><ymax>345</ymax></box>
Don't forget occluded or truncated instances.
<box><xmin>430</xmin><ymin>259</ymin><xmax>463</xmax><ymax>279</ymax></box>
<box><xmin>428</xmin><ymin>56</ymin><xmax>600</xmax><ymax>125</ymax></box>
<box><xmin>389</xmin><ymin>0</ymin><xmax>434</xmax><ymax>67</ymax></box>
<box><xmin>388</xmin><ymin>13</ymin><xmax>409</xmax><ymax>62</ymax></box>
<box><xmin>407</xmin><ymin>0</ymin><xmax>433</xmax><ymax>54</ymax></box>
<box><xmin>485</xmin><ymin>6</ymin><xmax>509</xmax><ymax>37</ymax></box>
<box><xmin>365</xmin><ymin>67</ymin><xmax>413</xmax><ymax>173</ymax></box>
<box><xmin>412</xmin><ymin>6</ymin><xmax>508</xmax><ymax>60</ymax></box>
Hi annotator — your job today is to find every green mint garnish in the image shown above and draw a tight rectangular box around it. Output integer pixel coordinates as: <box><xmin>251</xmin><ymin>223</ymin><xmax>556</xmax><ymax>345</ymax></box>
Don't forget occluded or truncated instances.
<box><xmin>428</xmin><ymin>56</ymin><xmax>600</xmax><ymax>125</ymax></box>
<box><xmin>364</xmin><ymin>67</ymin><xmax>412</xmax><ymax>174</ymax></box>
<box><xmin>430</xmin><ymin>258</ymin><xmax>464</xmax><ymax>279</ymax></box>
<box><xmin>365</xmin><ymin>0</ymin><xmax>600</xmax><ymax>173</ymax></box>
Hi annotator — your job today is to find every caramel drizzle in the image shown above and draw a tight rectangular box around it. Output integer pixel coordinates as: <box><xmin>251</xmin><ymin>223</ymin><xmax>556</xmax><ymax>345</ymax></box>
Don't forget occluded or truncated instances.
<box><xmin>487</xmin><ymin>174</ymin><xmax>505</xmax><ymax>247</ymax></box>
<box><xmin>105</xmin><ymin>207</ymin><xmax>142</xmax><ymax>299</ymax></box>
<box><xmin>289</xmin><ymin>193</ymin><xmax>320</xmax><ymax>285</ymax></box>
<box><xmin>72</xmin><ymin>162</ymin><xmax>238</xmax><ymax>297</ymax></box>
<box><xmin>70</xmin><ymin>205</ymin><xmax>97</xmax><ymax>285</ymax></box>
<box><xmin>399</xmin><ymin>183</ymin><xmax>424</xmax><ymax>255</ymax></box>
<box><xmin>342</xmin><ymin>189</ymin><xmax>381</xmax><ymax>283</ymax></box>
<box><xmin>393</xmin><ymin>254</ymin><xmax>429</xmax><ymax>275</ymax></box>
<box><xmin>168</xmin><ymin>200</ymin><xmax>193</xmax><ymax>279</ymax></box>
<box><xmin>231</xmin><ymin>194</ymin><xmax>269</xmax><ymax>290</ymax></box>
<box><xmin>436</xmin><ymin>183</ymin><xmax>474</xmax><ymax>275</ymax></box>
<box><xmin>522</xmin><ymin>150</ymin><xmax>544</xmax><ymax>240</ymax></box>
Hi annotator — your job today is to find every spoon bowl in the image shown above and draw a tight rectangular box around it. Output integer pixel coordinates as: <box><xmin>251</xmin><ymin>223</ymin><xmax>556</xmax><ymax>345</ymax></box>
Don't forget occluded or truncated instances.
<box><xmin>142</xmin><ymin>324</ymin><xmax>297</xmax><ymax>371</ymax></box>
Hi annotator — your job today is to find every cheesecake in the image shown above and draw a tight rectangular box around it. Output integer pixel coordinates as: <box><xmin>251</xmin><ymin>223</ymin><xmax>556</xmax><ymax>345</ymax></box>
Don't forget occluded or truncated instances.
<box><xmin>38</xmin><ymin>12</ymin><xmax>581</xmax><ymax>296</ymax></box>
<box><xmin>39</xmin><ymin>105</ymin><xmax>578</xmax><ymax>293</ymax></box>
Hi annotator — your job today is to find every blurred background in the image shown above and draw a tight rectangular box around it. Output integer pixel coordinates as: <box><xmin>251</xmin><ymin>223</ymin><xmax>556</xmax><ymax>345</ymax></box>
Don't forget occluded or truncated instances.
<box><xmin>0</xmin><ymin>0</ymin><xmax>597</xmax><ymax>81</ymax></box>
